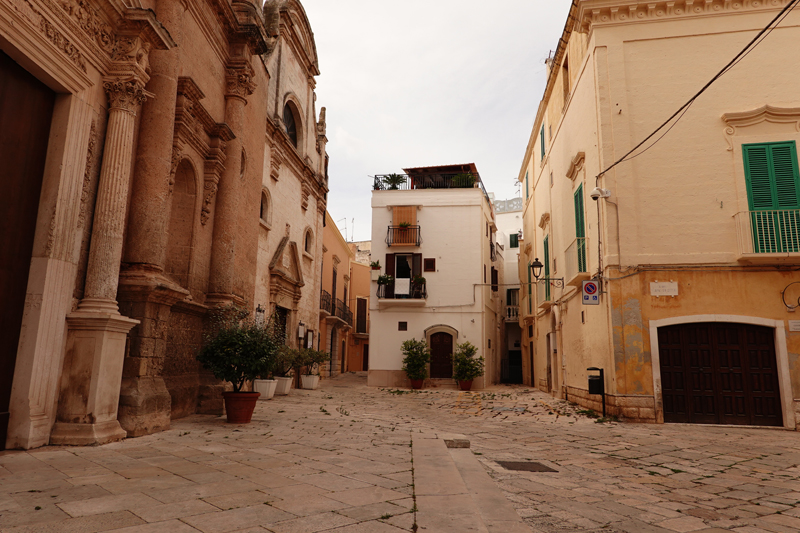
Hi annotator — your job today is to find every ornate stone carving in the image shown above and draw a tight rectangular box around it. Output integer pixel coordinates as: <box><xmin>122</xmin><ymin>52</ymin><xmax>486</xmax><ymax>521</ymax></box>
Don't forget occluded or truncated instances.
<box><xmin>225</xmin><ymin>61</ymin><xmax>257</xmax><ymax>100</ymax></box>
<box><xmin>201</xmin><ymin>181</ymin><xmax>218</xmax><ymax>226</ymax></box>
<box><xmin>111</xmin><ymin>36</ymin><xmax>152</xmax><ymax>74</ymax></box>
<box><xmin>38</xmin><ymin>14</ymin><xmax>87</xmax><ymax>72</ymax></box>
<box><xmin>538</xmin><ymin>212</ymin><xmax>551</xmax><ymax>230</ymax></box>
<box><xmin>78</xmin><ymin>120</ymin><xmax>98</xmax><ymax>229</ymax></box>
<box><xmin>103</xmin><ymin>79</ymin><xmax>150</xmax><ymax>113</ymax></box>
<box><xmin>301</xmin><ymin>182</ymin><xmax>311</xmax><ymax>211</ymax></box>
<box><xmin>55</xmin><ymin>0</ymin><xmax>114</xmax><ymax>52</ymax></box>
<box><xmin>168</xmin><ymin>145</ymin><xmax>182</xmax><ymax>193</ymax></box>
<box><xmin>722</xmin><ymin>105</ymin><xmax>800</xmax><ymax>150</ymax></box>
<box><xmin>270</xmin><ymin>145</ymin><xmax>283</xmax><ymax>181</ymax></box>
<box><xmin>566</xmin><ymin>152</ymin><xmax>586</xmax><ymax>181</ymax></box>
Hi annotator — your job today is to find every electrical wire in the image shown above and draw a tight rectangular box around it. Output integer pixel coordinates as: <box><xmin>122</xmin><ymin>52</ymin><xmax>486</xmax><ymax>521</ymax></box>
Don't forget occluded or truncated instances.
<box><xmin>596</xmin><ymin>0</ymin><xmax>800</xmax><ymax>180</ymax></box>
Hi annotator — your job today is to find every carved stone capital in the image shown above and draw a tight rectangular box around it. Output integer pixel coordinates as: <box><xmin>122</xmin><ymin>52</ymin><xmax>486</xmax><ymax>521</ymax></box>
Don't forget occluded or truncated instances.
<box><xmin>103</xmin><ymin>79</ymin><xmax>151</xmax><ymax>113</ymax></box>
<box><xmin>225</xmin><ymin>61</ymin><xmax>257</xmax><ymax>101</ymax></box>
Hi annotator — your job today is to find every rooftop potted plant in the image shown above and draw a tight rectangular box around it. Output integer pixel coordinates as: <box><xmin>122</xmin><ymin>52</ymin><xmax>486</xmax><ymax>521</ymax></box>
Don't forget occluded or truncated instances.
<box><xmin>452</xmin><ymin>173</ymin><xmax>475</xmax><ymax>188</ymax></box>
<box><xmin>382</xmin><ymin>173</ymin><xmax>407</xmax><ymax>190</ymax></box>
<box><xmin>197</xmin><ymin>306</ymin><xmax>276</xmax><ymax>423</ymax></box>
<box><xmin>273</xmin><ymin>345</ymin><xmax>296</xmax><ymax>395</ymax></box>
<box><xmin>452</xmin><ymin>341</ymin><xmax>484</xmax><ymax>391</ymax></box>
<box><xmin>401</xmin><ymin>338</ymin><xmax>430</xmax><ymax>390</ymax></box>
<box><xmin>299</xmin><ymin>348</ymin><xmax>330</xmax><ymax>390</ymax></box>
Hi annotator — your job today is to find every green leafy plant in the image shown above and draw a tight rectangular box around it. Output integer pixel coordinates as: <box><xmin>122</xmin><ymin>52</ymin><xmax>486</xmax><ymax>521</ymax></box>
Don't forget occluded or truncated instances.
<box><xmin>411</xmin><ymin>275</ymin><xmax>426</xmax><ymax>286</ymax></box>
<box><xmin>297</xmin><ymin>348</ymin><xmax>330</xmax><ymax>375</ymax></box>
<box><xmin>398</xmin><ymin>221</ymin><xmax>411</xmax><ymax>228</ymax></box>
<box><xmin>272</xmin><ymin>345</ymin><xmax>297</xmax><ymax>377</ymax></box>
<box><xmin>452</xmin><ymin>173</ymin><xmax>475</xmax><ymax>188</ymax></box>
<box><xmin>197</xmin><ymin>306</ymin><xmax>280</xmax><ymax>392</ymax></box>
<box><xmin>382</xmin><ymin>173</ymin><xmax>407</xmax><ymax>190</ymax></box>
<box><xmin>401</xmin><ymin>338</ymin><xmax>431</xmax><ymax>381</ymax></box>
<box><xmin>452</xmin><ymin>341</ymin><xmax>484</xmax><ymax>382</ymax></box>
<box><xmin>370</xmin><ymin>260</ymin><xmax>381</xmax><ymax>270</ymax></box>
<box><xmin>377</xmin><ymin>274</ymin><xmax>394</xmax><ymax>286</ymax></box>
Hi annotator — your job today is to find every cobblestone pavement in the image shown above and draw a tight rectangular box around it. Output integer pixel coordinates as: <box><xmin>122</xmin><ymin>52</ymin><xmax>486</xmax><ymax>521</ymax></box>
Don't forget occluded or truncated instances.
<box><xmin>2</xmin><ymin>373</ymin><xmax>800</xmax><ymax>533</ymax></box>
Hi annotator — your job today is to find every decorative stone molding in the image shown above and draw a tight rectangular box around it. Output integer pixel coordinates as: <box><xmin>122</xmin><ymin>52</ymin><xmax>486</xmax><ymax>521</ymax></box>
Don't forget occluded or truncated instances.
<box><xmin>316</xmin><ymin>107</ymin><xmax>327</xmax><ymax>153</ymax></box>
<box><xmin>103</xmin><ymin>79</ymin><xmax>151</xmax><ymax>114</ymax></box>
<box><xmin>579</xmin><ymin>0</ymin><xmax>792</xmax><ymax>32</ymax></box>
<box><xmin>168</xmin><ymin>144</ymin><xmax>182</xmax><ymax>193</ymax></box>
<box><xmin>722</xmin><ymin>105</ymin><xmax>800</xmax><ymax>150</ymax></box>
<box><xmin>270</xmin><ymin>144</ymin><xmax>283</xmax><ymax>181</ymax></box>
<box><xmin>55</xmin><ymin>0</ymin><xmax>114</xmax><ymax>52</ymax></box>
<box><xmin>538</xmin><ymin>212</ymin><xmax>551</xmax><ymax>230</ymax></box>
<box><xmin>111</xmin><ymin>35</ymin><xmax>151</xmax><ymax>73</ymax></box>
<box><xmin>39</xmin><ymin>15</ymin><xmax>87</xmax><ymax>71</ymax></box>
<box><xmin>225</xmin><ymin>60</ymin><xmax>257</xmax><ymax>101</ymax></box>
<box><xmin>201</xmin><ymin>126</ymin><xmax>234</xmax><ymax>226</ymax></box>
<box><xmin>78</xmin><ymin>120</ymin><xmax>98</xmax><ymax>229</ymax></box>
<box><xmin>301</xmin><ymin>182</ymin><xmax>311</xmax><ymax>211</ymax></box>
<box><xmin>566</xmin><ymin>151</ymin><xmax>586</xmax><ymax>181</ymax></box>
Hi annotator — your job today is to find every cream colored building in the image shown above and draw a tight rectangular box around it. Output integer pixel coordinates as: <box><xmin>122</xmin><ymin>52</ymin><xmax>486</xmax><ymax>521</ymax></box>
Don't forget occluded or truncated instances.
<box><xmin>368</xmin><ymin>164</ymin><xmax>503</xmax><ymax>389</ymax></box>
<box><xmin>494</xmin><ymin>197</ymin><xmax>524</xmax><ymax>384</ymax></box>
<box><xmin>517</xmin><ymin>0</ymin><xmax>800</xmax><ymax>428</ymax></box>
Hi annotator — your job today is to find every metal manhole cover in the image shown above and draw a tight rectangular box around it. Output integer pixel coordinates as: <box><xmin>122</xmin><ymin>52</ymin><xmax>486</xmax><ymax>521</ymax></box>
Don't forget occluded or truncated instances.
<box><xmin>497</xmin><ymin>461</ymin><xmax>557</xmax><ymax>472</ymax></box>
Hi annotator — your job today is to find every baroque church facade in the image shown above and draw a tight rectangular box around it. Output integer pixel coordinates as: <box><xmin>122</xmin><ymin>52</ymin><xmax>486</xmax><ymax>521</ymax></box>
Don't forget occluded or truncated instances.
<box><xmin>0</xmin><ymin>0</ymin><xmax>328</xmax><ymax>450</ymax></box>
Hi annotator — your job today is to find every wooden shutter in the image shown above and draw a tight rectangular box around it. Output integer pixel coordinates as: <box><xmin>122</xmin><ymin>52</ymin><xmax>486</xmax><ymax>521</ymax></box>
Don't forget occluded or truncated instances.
<box><xmin>544</xmin><ymin>236</ymin><xmax>550</xmax><ymax>301</ymax></box>
<box><xmin>385</xmin><ymin>253</ymin><xmax>395</xmax><ymax>298</ymax></box>
<box><xmin>393</xmin><ymin>206</ymin><xmax>416</xmax><ymax>225</ymax></box>
<box><xmin>412</xmin><ymin>254</ymin><xmax>422</xmax><ymax>277</ymax></box>
<box><xmin>491</xmin><ymin>267</ymin><xmax>498</xmax><ymax>292</ymax></box>
<box><xmin>574</xmin><ymin>184</ymin><xmax>587</xmax><ymax>272</ymax></box>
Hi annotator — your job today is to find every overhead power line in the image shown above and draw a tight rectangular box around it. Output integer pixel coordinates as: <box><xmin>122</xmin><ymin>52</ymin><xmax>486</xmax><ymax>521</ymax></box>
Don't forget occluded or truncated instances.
<box><xmin>596</xmin><ymin>0</ymin><xmax>800</xmax><ymax>181</ymax></box>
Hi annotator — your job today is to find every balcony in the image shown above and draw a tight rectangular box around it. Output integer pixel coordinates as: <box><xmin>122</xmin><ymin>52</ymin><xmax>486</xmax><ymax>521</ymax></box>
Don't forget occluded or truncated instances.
<box><xmin>320</xmin><ymin>290</ymin><xmax>333</xmax><ymax>316</ymax></box>
<box><xmin>505</xmin><ymin>305</ymin><xmax>519</xmax><ymax>321</ymax></box>
<box><xmin>377</xmin><ymin>280</ymin><xmax>427</xmax><ymax>308</ymax></box>
<box><xmin>372</xmin><ymin>171</ymin><xmax>490</xmax><ymax>203</ymax></box>
<box><xmin>538</xmin><ymin>282</ymin><xmax>553</xmax><ymax>310</ymax></box>
<box><xmin>386</xmin><ymin>225</ymin><xmax>421</xmax><ymax>247</ymax></box>
<box><xmin>734</xmin><ymin>210</ymin><xmax>800</xmax><ymax>263</ymax></box>
<box><xmin>565</xmin><ymin>237</ymin><xmax>590</xmax><ymax>286</ymax></box>
<box><xmin>334</xmin><ymin>298</ymin><xmax>353</xmax><ymax>327</ymax></box>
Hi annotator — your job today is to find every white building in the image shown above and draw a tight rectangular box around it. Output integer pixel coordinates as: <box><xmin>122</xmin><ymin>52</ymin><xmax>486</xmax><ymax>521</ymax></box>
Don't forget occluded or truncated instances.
<box><xmin>367</xmin><ymin>164</ymin><xmax>503</xmax><ymax>389</ymax></box>
<box><xmin>493</xmin><ymin>197</ymin><xmax>524</xmax><ymax>384</ymax></box>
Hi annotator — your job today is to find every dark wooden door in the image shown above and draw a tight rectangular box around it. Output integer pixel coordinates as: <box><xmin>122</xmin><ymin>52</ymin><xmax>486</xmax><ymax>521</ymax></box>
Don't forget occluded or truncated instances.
<box><xmin>658</xmin><ymin>323</ymin><xmax>782</xmax><ymax>426</ymax></box>
<box><xmin>0</xmin><ymin>51</ymin><xmax>55</xmax><ymax>450</ymax></box>
<box><xmin>362</xmin><ymin>344</ymin><xmax>369</xmax><ymax>371</ymax></box>
<box><xmin>430</xmin><ymin>332</ymin><xmax>453</xmax><ymax>379</ymax></box>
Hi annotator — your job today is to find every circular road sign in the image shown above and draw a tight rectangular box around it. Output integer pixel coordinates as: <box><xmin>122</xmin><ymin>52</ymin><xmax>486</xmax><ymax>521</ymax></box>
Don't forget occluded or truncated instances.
<box><xmin>584</xmin><ymin>282</ymin><xmax>598</xmax><ymax>295</ymax></box>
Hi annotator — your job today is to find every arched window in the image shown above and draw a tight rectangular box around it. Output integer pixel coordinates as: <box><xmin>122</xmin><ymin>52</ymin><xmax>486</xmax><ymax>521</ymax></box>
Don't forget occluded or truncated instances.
<box><xmin>304</xmin><ymin>228</ymin><xmax>314</xmax><ymax>254</ymax></box>
<box><xmin>260</xmin><ymin>189</ymin><xmax>271</xmax><ymax>226</ymax></box>
<box><xmin>283</xmin><ymin>103</ymin><xmax>298</xmax><ymax>147</ymax></box>
<box><xmin>166</xmin><ymin>159</ymin><xmax>196</xmax><ymax>288</ymax></box>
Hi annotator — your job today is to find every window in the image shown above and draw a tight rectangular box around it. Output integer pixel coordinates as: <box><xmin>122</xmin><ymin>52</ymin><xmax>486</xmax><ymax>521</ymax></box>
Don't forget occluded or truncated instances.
<box><xmin>743</xmin><ymin>141</ymin><xmax>800</xmax><ymax>253</ymax></box>
<box><xmin>283</xmin><ymin>103</ymin><xmax>298</xmax><ymax>147</ymax></box>
<box><xmin>260</xmin><ymin>190</ymin><xmax>270</xmax><ymax>224</ymax></box>
<box><xmin>483</xmin><ymin>264</ymin><xmax>486</xmax><ymax>283</ymax></box>
<box><xmin>540</xmin><ymin>126</ymin><xmax>545</xmax><ymax>159</ymax></box>
<box><xmin>574</xmin><ymin>184</ymin><xmax>587</xmax><ymax>272</ymax></box>
<box><xmin>543</xmin><ymin>235</ymin><xmax>550</xmax><ymax>301</ymax></box>
<box><xmin>424</xmin><ymin>258</ymin><xmax>436</xmax><ymax>272</ymax></box>
<box><xmin>304</xmin><ymin>229</ymin><xmax>314</xmax><ymax>254</ymax></box>
<box><xmin>528</xmin><ymin>325</ymin><xmax>533</xmax><ymax>338</ymax></box>
<box><xmin>527</xmin><ymin>264</ymin><xmax>532</xmax><ymax>314</ymax></box>
<box><xmin>384</xmin><ymin>253</ymin><xmax>422</xmax><ymax>298</ymax></box>
<box><xmin>509</xmin><ymin>233</ymin><xmax>519</xmax><ymax>248</ymax></box>
<box><xmin>488</xmin><ymin>339</ymin><xmax>491</xmax><ymax>349</ymax></box>
<box><xmin>562</xmin><ymin>55</ymin><xmax>570</xmax><ymax>110</ymax></box>
<box><xmin>507</xmin><ymin>288</ymin><xmax>519</xmax><ymax>306</ymax></box>
<box><xmin>491</xmin><ymin>267</ymin><xmax>498</xmax><ymax>292</ymax></box>
<box><xmin>525</xmin><ymin>172</ymin><xmax>529</xmax><ymax>200</ymax></box>
<box><xmin>398</xmin><ymin>321</ymin><xmax>407</xmax><ymax>331</ymax></box>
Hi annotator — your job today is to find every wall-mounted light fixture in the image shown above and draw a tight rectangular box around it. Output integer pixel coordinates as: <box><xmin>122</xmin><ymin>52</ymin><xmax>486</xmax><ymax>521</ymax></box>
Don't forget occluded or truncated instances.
<box><xmin>529</xmin><ymin>258</ymin><xmax>564</xmax><ymax>288</ymax></box>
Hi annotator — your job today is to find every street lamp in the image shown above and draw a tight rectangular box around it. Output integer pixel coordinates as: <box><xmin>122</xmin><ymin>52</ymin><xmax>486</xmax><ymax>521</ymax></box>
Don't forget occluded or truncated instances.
<box><xmin>528</xmin><ymin>258</ymin><xmax>564</xmax><ymax>288</ymax></box>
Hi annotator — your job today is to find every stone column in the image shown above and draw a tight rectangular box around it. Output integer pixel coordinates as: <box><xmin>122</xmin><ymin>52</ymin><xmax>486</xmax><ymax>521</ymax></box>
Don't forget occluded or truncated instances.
<box><xmin>207</xmin><ymin>60</ymin><xmax>256</xmax><ymax>305</ymax></box>
<box><xmin>116</xmin><ymin>0</ymin><xmax>188</xmax><ymax>438</ymax></box>
<box><xmin>49</xmin><ymin>79</ymin><xmax>147</xmax><ymax>446</ymax></box>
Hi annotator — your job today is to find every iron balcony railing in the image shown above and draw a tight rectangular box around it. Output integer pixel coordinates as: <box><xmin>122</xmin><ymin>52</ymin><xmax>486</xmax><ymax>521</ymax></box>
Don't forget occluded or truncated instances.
<box><xmin>377</xmin><ymin>281</ymin><xmax>427</xmax><ymax>300</ymax></box>
<box><xmin>320</xmin><ymin>290</ymin><xmax>333</xmax><ymax>315</ymax></box>
<box><xmin>734</xmin><ymin>209</ymin><xmax>800</xmax><ymax>254</ymax></box>
<box><xmin>372</xmin><ymin>172</ymin><xmax>491</xmax><ymax>203</ymax></box>
<box><xmin>565</xmin><ymin>237</ymin><xmax>588</xmax><ymax>281</ymax></box>
<box><xmin>334</xmin><ymin>298</ymin><xmax>353</xmax><ymax>326</ymax></box>
<box><xmin>505</xmin><ymin>305</ymin><xmax>519</xmax><ymax>320</ymax></box>
<box><xmin>386</xmin><ymin>225</ymin><xmax>421</xmax><ymax>247</ymax></box>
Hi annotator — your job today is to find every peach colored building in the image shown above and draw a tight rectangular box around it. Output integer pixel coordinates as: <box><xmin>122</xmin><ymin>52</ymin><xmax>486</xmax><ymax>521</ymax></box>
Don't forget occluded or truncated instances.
<box><xmin>0</xmin><ymin>0</ymin><xmax>328</xmax><ymax>449</ymax></box>
<box><xmin>368</xmin><ymin>165</ymin><xmax>503</xmax><ymax>389</ymax></box>
<box><xmin>517</xmin><ymin>0</ymin><xmax>800</xmax><ymax>428</ymax></box>
<box><xmin>346</xmin><ymin>259</ymin><xmax>371</xmax><ymax>372</ymax></box>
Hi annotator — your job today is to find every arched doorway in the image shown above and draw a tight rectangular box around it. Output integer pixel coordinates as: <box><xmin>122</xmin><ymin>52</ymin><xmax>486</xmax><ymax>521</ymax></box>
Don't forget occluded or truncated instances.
<box><xmin>430</xmin><ymin>332</ymin><xmax>453</xmax><ymax>379</ymax></box>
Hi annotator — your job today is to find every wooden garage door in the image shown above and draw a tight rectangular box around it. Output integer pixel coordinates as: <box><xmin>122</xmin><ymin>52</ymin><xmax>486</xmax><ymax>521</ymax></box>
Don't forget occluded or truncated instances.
<box><xmin>658</xmin><ymin>323</ymin><xmax>782</xmax><ymax>426</ymax></box>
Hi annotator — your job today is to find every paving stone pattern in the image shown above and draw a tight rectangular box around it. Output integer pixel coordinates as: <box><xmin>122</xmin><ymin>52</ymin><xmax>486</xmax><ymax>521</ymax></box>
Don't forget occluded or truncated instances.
<box><xmin>1</xmin><ymin>373</ymin><xmax>800</xmax><ymax>533</ymax></box>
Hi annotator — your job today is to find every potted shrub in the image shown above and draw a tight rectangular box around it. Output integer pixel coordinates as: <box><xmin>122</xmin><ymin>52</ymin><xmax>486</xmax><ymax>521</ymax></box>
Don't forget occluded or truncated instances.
<box><xmin>401</xmin><ymin>338</ymin><xmax>430</xmax><ymax>389</ymax></box>
<box><xmin>411</xmin><ymin>275</ymin><xmax>426</xmax><ymax>298</ymax></box>
<box><xmin>197</xmin><ymin>307</ymin><xmax>274</xmax><ymax>423</ymax></box>
<box><xmin>452</xmin><ymin>173</ymin><xmax>475</xmax><ymax>188</ymax></box>
<box><xmin>298</xmin><ymin>348</ymin><xmax>329</xmax><ymax>389</ymax></box>
<box><xmin>452</xmin><ymin>341</ymin><xmax>484</xmax><ymax>391</ymax></box>
<box><xmin>370</xmin><ymin>261</ymin><xmax>381</xmax><ymax>270</ymax></box>
<box><xmin>273</xmin><ymin>346</ymin><xmax>296</xmax><ymax>395</ymax></box>
<box><xmin>370</xmin><ymin>261</ymin><xmax>381</xmax><ymax>281</ymax></box>
<box><xmin>377</xmin><ymin>274</ymin><xmax>394</xmax><ymax>286</ymax></box>
<box><xmin>382</xmin><ymin>173</ymin><xmax>406</xmax><ymax>190</ymax></box>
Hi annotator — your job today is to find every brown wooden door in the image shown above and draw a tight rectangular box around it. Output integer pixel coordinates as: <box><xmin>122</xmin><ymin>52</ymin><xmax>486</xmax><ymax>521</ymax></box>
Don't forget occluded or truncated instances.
<box><xmin>658</xmin><ymin>323</ymin><xmax>782</xmax><ymax>426</ymax></box>
<box><xmin>430</xmin><ymin>332</ymin><xmax>453</xmax><ymax>379</ymax></box>
<box><xmin>362</xmin><ymin>344</ymin><xmax>369</xmax><ymax>371</ymax></box>
<box><xmin>0</xmin><ymin>51</ymin><xmax>55</xmax><ymax>450</ymax></box>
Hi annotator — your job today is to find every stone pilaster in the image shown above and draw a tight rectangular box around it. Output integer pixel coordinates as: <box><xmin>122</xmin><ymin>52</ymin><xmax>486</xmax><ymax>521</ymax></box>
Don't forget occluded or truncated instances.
<box><xmin>207</xmin><ymin>60</ymin><xmax>256</xmax><ymax>305</ymax></box>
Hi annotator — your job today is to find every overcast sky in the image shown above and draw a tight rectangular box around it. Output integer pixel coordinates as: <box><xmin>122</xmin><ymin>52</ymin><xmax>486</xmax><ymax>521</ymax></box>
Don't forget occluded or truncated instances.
<box><xmin>301</xmin><ymin>1</ymin><xmax>572</xmax><ymax>242</ymax></box>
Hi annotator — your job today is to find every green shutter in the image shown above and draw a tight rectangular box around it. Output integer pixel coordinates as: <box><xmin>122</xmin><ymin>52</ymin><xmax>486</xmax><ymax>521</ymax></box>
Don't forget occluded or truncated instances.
<box><xmin>525</xmin><ymin>172</ymin><xmax>529</xmax><ymax>200</ymax></box>
<box><xmin>743</xmin><ymin>141</ymin><xmax>800</xmax><ymax>252</ymax></box>
<box><xmin>527</xmin><ymin>266</ymin><xmax>532</xmax><ymax>314</ymax></box>
<box><xmin>574</xmin><ymin>185</ymin><xmax>587</xmax><ymax>272</ymax></box>
<box><xmin>543</xmin><ymin>235</ymin><xmax>550</xmax><ymax>301</ymax></box>
<box><xmin>540</xmin><ymin>126</ymin><xmax>545</xmax><ymax>159</ymax></box>
<box><xmin>510</xmin><ymin>233</ymin><xmax>519</xmax><ymax>248</ymax></box>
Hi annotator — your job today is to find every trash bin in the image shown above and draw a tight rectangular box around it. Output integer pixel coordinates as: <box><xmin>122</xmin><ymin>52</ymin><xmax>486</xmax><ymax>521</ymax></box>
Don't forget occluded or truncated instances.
<box><xmin>588</xmin><ymin>374</ymin><xmax>604</xmax><ymax>395</ymax></box>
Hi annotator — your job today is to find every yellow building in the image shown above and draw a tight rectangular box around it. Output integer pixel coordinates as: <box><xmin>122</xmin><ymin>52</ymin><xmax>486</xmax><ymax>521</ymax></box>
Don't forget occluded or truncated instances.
<box><xmin>517</xmin><ymin>0</ymin><xmax>800</xmax><ymax>428</ymax></box>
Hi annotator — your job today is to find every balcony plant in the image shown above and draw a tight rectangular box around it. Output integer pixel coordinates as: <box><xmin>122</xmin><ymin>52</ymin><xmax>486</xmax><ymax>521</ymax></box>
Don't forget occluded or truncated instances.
<box><xmin>298</xmin><ymin>348</ymin><xmax>330</xmax><ymax>389</ymax></box>
<box><xmin>398</xmin><ymin>221</ymin><xmax>411</xmax><ymax>228</ymax></box>
<box><xmin>377</xmin><ymin>274</ymin><xmax>394</xmax><ymax>285</ymax></box>
<box><xmin>401</xmin><ymin>338</ymin><xmax>430</xmax><ymax>389</ymax></box>
<box><xmin>273</xmin><ymin>345</ymin><xmax>297</xmax><ymax>395</ymax></box>
<box><xmin>197</xmin><ymin>306</ymin><xmax>278</xmax><ymax>423</ymax></box>
<box><xmin>382</xmin><ymin>173</ymin><xmax>407</xmax><ymax>190</ymax></box>
<box><xmin>452</xmin><ymin>341</ymin><xmax>484</xmax><ymax>391</ymax></box>
<box><xmin>411</xmin><ymin>275</ymin><xmax>426</xmax><ymax>298</ymax></box>
<box><xmin>370</xmin><ymin>260</ymin><xmax>381</xmax><ymax>270</ymax></box>
<box><xmin>452</xmin><ymin>173</ymin><xmax>475</xmax><ymax>188</ymax></box>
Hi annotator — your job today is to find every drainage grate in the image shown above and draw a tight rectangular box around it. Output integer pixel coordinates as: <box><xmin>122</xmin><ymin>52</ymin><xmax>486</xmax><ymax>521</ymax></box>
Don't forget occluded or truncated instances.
<box><xmin>497</xmin><ymin>461</ymin><xmax>557</xmax><ymax>472</ymax></box>
<box><xmin>444</xmin><ymin>439</ymin><xmax>470</xmax><ymax>449</ymax></box>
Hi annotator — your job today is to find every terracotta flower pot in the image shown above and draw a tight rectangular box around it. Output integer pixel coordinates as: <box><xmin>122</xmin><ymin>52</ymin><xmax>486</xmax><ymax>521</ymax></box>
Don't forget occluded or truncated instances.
<box><xmin>223</xmin><ymin>391</ymin><xmax>260</xmax><ymax>423</ymax></box>
<box><xmin>458</xmin><ymin>380</ymin><xmax>473</xmax><ymax>391</ymax></box>
<box><xmin>410</xmin><ymin>379</ymin><xmax>424</xmax><ymax>390</ymax></box>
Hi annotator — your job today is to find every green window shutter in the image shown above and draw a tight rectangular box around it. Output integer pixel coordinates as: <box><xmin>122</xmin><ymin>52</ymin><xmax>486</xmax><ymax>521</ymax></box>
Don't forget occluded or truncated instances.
<box><xmin>510</xmin><ymin>233</ymin><xmax>519</xmax><ymax>248</ymax></box>
<box><xmin>543</xmin><ymin>235</ymin><xmax>550</xmax><ymax>301</ymax></box>
<box><xmin>527</xmin><ymin>266</ymin><xmax>532</xmax><ymax>314</ymax></box>
<box><xmin>540</xmin><ymin>126</ymin><xmax>545</xmax><ymax>159</ymax></box>
<box><xmin>743</xmin><ymin>141</ymin><xmax>800</xmax><ymax>253</ymax></box>
<box><xmin>573</xmin><ymin>184</ymin><xmax>587</xmax><ymax>272</ymax></box>
<box><xmin>525</xmin><ymin>172</ymin><xmax>529</xmax><ymax>200</ymax></box>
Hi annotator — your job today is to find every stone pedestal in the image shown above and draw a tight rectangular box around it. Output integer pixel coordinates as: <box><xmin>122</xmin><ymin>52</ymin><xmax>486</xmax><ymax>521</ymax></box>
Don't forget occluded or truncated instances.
<box><xmin>50</xmin><ymin>312</ymin><xmax>138</xmax><ymax>445</ymax></box>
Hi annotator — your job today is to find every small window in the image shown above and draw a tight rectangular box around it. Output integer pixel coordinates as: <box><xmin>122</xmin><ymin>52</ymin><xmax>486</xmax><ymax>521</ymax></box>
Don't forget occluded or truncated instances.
<box><xmin>491</xmin><ymin>267</ymin><xmax>498</xmax><ymax>292</ymax></box>
<box><xmin>488</xmin><ymin>339</ymin><xmax>491</xmax><ymax>349</ymax></box>
<box><xmin>509</xmin><ymin>234</ymin><xmax>519</xmax><ymax>248</ymax></box>
<box><xmin>528</xmin><ymin>325</ymin><xmax>533</xmax><ymax>338</ymax></box>
<box><xmin>424</xmin><ymin>258</ymin><xmax>436</xmax><ymax>272</ymax></box>
<box><xmin>304</xmin><ymin>229</ymin><xmax>314</xmax><ymax>254</ymax></box>
<box><xmin>260</xmin><ymin>190</ymin><xmax>270</xmax><ymax>225</ymax></box>
<box><xmin>283</xmin><ymin>103</ymin><xmax>298</xmax><ymax>147</ymax></box>
<box><xmin>398</xmin><ymin>322</ymin><xmax>407</xmax><ymax>331</ymax></box>
<box><xmin>483</xmin><ymin>265</ymin><xmax>486</xmax><ymax>283</ymax></box>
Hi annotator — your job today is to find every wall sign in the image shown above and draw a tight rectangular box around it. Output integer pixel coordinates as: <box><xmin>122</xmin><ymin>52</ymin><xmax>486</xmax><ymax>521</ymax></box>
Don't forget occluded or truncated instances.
<box><xmin>582</xmin><ymin>280</ymin><xmax>600</xmax><ymax>306</ymax></box>
<box><xmin>650</xmin><ymin>281</ymin><xmax>678</xmax><ymax>297</ymax></box>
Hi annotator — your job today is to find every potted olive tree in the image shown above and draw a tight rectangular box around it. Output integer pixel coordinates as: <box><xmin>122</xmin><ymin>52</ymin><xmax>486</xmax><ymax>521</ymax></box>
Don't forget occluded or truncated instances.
<box><xmin>299</xmin><ymin>348</ymin><xmax>330</xmax><ymax>390</ymax></box>
<box><xmin>452</xmin><ymin>341</ymin><xmax>484</xmax><ymax>391</ymax></box>
<box><xmin>273</xmin><ymin>346</ymin><xmax>296</xmax><ymax>395</ymax></box>
<box><xmin>401</xmin><ymin>338</ymin><xmax>430</xmax><ymax>389</ymax></box>
<box><xmin>197</xmin><ymin>307</ymin><xmax>275</xmax><ymax>423</ymax></box>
